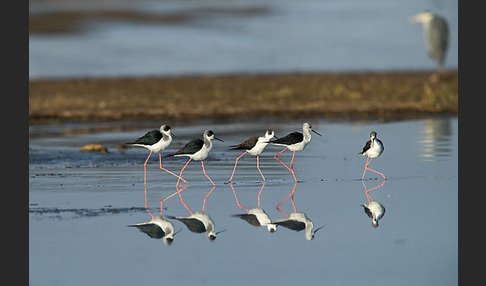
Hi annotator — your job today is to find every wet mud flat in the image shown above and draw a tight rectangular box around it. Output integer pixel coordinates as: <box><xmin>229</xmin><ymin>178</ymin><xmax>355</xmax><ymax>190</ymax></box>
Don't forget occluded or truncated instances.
<box><xmin>29</xmin><ymin>71</ymin><xmax>458</xmax><ymax>123</ymax></box>
<box><xmin>29</xmin><ymin>117</ymin><xmax>458</xmax><ymax>285</ymax></box>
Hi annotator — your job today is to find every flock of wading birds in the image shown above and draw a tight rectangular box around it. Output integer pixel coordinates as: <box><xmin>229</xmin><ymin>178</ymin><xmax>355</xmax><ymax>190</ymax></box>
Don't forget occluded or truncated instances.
<box><xmin>126</xmin><ymin>122</ymin><xmax>387</xmax><ymax>244</ymax></box>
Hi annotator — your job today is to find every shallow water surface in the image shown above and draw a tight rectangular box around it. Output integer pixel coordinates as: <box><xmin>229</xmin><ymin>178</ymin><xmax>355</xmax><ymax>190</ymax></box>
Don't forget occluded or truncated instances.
<box><xmin>29</xmin><ymin>117</ymin><xmax>458</xmax><ymax>285</ymax></box>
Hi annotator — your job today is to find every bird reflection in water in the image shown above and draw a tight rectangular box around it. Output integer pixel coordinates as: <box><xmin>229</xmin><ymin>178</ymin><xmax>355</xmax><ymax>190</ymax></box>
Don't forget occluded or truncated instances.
<box><xmin>360</xmin><ymin>179</ymin><xmax>386</xmax><ymax>228</ymax></box>
<box><xmin>273</xmin><ymin>181</ymin><xmax>323</xmax><ymax>240</ymax></box>
<box><xmin>128</xmin><ymin>188</ymin><xmax>181</xmax><ymax>245</ymax></box>
<box><xmin>230</xmin><ymin>183</ymin><xmax>277</xmax><ymax>233</ymax></box>
<box><xmin>165</xmin><ymin>185</ymin><xmax>225</xmax><ymax>241</ymax></box>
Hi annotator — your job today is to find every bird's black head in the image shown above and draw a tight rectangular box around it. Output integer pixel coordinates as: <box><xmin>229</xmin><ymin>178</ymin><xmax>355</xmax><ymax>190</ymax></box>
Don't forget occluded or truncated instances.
<box><xmin>165</xmin><ymin>237</ymin><xmax>174</xmax><ymax>245</ymax></box>
<box><xmin>163</xmin><ymin>125</ymin><xmax>171</xmax><ymax>132</ymax></box>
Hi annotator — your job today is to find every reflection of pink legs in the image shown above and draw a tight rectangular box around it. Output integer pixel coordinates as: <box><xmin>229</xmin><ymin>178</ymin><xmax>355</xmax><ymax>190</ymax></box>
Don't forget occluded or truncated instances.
<box><xmin>276</xmin><ymin>181</ymin><xmax>298</xmax><ymax>216</ymax></box>
<box><xmin>230</xmin><ymin>184</ymin><xmax>249</xmax><ymax>213</ymax></box>
<box><xmin>177</xmin><ymin>185</ymin><xmax>193</xmax><ymax>215</ymax></box>
<box><xmin>256</xmin><ymin>183</ymin><xmax>265</xmax><ymax>208</ymax></box>
<box><xmin>159</xmin><ymin>185</ymin><xmax>187</xmax><ymax>216</ymax></box>
<box><xmin>201</xmin><ymin>161</ymin><xmax>215</xmax><ymax>186</ymax></box>
<box><xmin>202</xmin><ymin>185</ymin><xmax>216</xmax><ymax>211</ymax></box>
<box><xmin>159</xmin><ymin>152</ymin><xmax>188</xmax><ymax>183</ymax></box>
<box><xmin>362</xmin><ymin>157</ymin><xmax>386</xmax><ymax>180</ymax></box>
<box><xmin>362</xmin><ymin>179</ymin><xmax>386</xmax><ymax>203</ymax></box>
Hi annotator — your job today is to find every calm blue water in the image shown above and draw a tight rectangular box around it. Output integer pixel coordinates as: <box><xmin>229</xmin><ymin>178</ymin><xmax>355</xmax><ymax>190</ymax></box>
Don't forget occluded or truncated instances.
<box><xmin>29</xmin><ymin>117</ymin><xmax>458</xmax><ymax>285</ymax></box>
<box><xmin>29</xmin><ymin>0</ymin><xmax>458</xmax><ymax>79</ymax></box>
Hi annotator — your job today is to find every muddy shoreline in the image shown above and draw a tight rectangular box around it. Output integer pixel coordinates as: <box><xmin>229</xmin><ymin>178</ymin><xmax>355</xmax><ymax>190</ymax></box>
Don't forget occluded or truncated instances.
<box><xmin>29</xmin><ymin>71</ymin><xmax>458</xmax><ymax>124</ymax></box>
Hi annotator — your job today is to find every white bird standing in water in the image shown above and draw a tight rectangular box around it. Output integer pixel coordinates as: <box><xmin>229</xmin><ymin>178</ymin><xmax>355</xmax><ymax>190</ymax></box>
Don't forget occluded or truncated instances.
<box><xmin>167</xmin><ymin>130</ymin><xmax>223</xmax><ymax>187</ymax></box>
<box><xmin>360</xmin><ymin>131</ymin><xmax>385</xmax><ymax>180</ymax></box>
<box><xmin>227</xmin><ymin>129</ymin><xmax>277</xmax><ymax>183</ymax></box>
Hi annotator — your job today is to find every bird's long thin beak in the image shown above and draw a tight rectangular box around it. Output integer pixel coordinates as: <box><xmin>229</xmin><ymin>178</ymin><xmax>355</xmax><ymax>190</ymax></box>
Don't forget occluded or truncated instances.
<box><xmin>170</xmin><ymin>133</ymin><xmax>177</xmax><ymax>139</ymax></box>
<box><xmin>173</xmin><ymin>228</ymin><xmax>183</xmax><ymax>236</ymax></box>
<box><xmin>215</xmin><ymin>229</ymin><xmax>227</xmax><ymax>235</ymax></box>
<box><xmin>214</xmin><ymin>137</ymin><xmax>224</xmax><ymax>142</ymax></box>
<box><xmin>312</xmin><ymin>129</ymin><xmax>322</xmax><ymax>136</ymax></box>
<box><xmin>314</xmin><ymin>225</ymin><xmax>324</xmax><ymax>233</ymax></box>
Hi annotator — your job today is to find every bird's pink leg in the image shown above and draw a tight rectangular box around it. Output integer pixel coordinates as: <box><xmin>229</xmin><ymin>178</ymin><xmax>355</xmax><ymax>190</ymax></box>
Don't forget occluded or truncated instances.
<box><xmin>274</xmin><ymin>147</ymin><xmax>292</xmax><ymax>171</ymax></box>
<box><xmin>364</xmin><ymin>158</ymin><xmax>386</xmax><ymax>180</ymax></box>
<box><xmin>289</xmin><ymin>150</ymin><xmax>296</xmax><ymax>169</ymax></box>
<box><xmin>176</xmin><ymin>158</ymin><xmax>192</xmax><ymax>187</ymax></box>
<box><xmin>228</xmin><ymin>151</ymin><xmax>247</xmax><ymax>183</ymax></box>
<box><xmin>159</xmin><ymin>152</ymin><xmax>188</xmax><ymax>183</ymax></box>
<box><xmin>256</xmin><ymin>155</ymin><xmax>266</xmax><ymax>182</ymax></box>
<box><xmin>361</xmin><ymin>156</ymin><xmax>371</xmax><ymax>180</ymax></box>
<box><xmin>201</xmin><ymin>160</ymin><xmax>215</xmax><ymax>186</ymax></box>
<box><xmin>143</xmin><ymin>150</ymin><xmax>153</xmax><ymax>209</ymax></box>
<box><xmin>202</xmin><ymin>185</ymin><xmax>216</xmax><ymax>211</ymax></box>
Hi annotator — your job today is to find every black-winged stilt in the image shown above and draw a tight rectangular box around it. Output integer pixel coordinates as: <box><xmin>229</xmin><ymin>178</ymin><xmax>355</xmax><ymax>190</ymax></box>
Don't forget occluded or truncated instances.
<box><xmin>227</xmin><ymin>129</ymin><xmax>277</xmax><ymax>183</ymax></box>
<box><xmin>360</xmin><ymin>131</ymin><xmax>386</xmax><ymax>180</ymax></box>
<box><xmin>269</xmin><ymin>122</ymin><xmax>321</xmax><ymax>180</ymax></box>
<box><xmin>126</xmin><ymin>124</ymin><xmax>187</xmax><ymax>208</ymax></box>
<box><xmin>166</xmin><ymin>130</ymin><xmax>223</xmax><ymax>187</ymax></box>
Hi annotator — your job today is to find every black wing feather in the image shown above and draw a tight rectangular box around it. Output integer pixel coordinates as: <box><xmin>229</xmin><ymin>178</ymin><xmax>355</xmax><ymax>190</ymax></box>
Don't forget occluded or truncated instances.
<box><xmin>230</xmin><ymin>136</ymin><xmax>259</xmax><ymax>150</ymax></box>
<box><xmin>127</xmin><ymin>130</ymin><xmax>162</xmax><ymax>145</ymax></box>
<box><xmin>360</xmin><ymin>139</ymin><xmax>372</xmax><ymax>154</ymax></box>
<box><xmin>167</xmin><ymin>138</ymin><xmax>204</xmax><ymax>156</ymax></box>
<box><xmin>270</xmin><ymin>132</ymin><xmax>303</xmax><ymax>145</ymax></box>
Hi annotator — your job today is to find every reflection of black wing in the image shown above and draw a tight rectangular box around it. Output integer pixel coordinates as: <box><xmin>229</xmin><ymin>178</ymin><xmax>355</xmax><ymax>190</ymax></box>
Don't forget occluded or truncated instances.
<box><xmin>167</xmin><ymin>216</ymin><xmax>206</xmax><ymax>233</ymax></box>
<box><xmin>361</xmin><ymin>205</ymin><xmax>373</xmax><ymax>219</ymax></box>
<box><xmin>232</xmin><ymin>214</ymin><xmax>261</xmax><ymax>227</ymax></box>
<box><xmin>274</xmin><ymin>219</ymin><xmax>305</xmax><ymax>231</ymax></box>
<box><xmin>128</xmin><ymin>223</ymin><xmax>164</xmax><ymax>239</ymax></box>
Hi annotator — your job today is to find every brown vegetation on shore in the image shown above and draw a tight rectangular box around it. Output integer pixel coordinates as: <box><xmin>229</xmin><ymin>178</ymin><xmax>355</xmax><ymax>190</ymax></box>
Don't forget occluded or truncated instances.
<box><xmin>29</xmin><ymin>71</ymin><xmax>458</xmax><ymax>123</ymax></box>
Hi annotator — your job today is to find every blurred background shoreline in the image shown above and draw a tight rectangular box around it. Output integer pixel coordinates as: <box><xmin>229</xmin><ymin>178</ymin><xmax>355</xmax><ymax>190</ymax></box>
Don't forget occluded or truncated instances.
<box><xmin>29</xmin><ymin>0</ymin><xmax>458</xmax><ymax>123</ymax></box>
